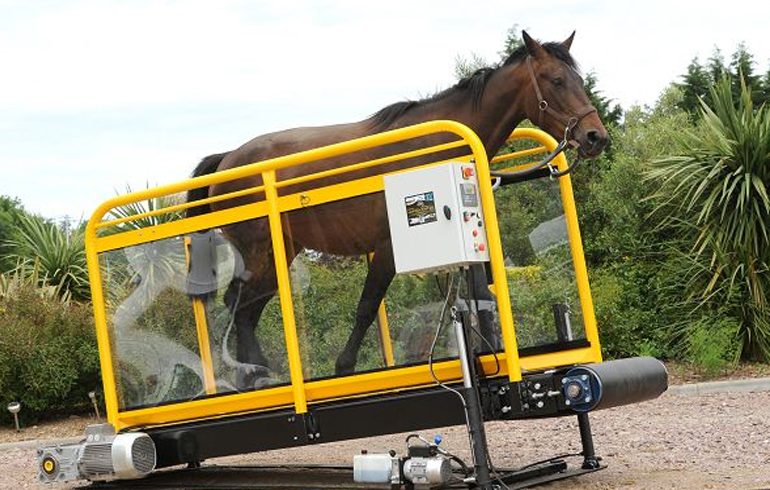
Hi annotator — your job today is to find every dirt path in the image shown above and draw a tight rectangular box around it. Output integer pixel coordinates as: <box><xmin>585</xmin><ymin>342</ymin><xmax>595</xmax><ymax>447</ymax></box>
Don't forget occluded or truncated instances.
<box><xmin>2</xmin><ymin>390</ymin><xmax>769</xmax><ymax>489</ymax></box>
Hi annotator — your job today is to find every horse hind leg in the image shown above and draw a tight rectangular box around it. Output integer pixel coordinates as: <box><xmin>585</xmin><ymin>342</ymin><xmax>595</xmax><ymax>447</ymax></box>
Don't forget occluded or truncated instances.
<box><xmin>335</xmin><ymin>243</ymin><xmax>396</xmax><ymax>376</ymax></box>
<box><xmin>223</xmin><ymin>278</ymin><xmax>275</xmax><ymax>390</ymax></box>
<box><xmin>224</xmin><ymin>236</ymin><xmax>302</xmax><ymax>390</ymax></box>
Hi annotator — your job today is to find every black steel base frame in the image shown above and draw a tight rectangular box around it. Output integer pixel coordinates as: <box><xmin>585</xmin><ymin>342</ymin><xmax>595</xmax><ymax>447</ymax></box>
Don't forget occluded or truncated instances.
<box><xmin>147</xmin><ymin>371</ymin><xmax>597</xmax><ymax>471</ymax></box>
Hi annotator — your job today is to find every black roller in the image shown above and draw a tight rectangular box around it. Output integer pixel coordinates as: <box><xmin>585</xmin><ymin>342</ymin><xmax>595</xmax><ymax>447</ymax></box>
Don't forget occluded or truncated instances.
<box><xmin>561</xmin><ymin>357</ymin><xmax>668</xmax><ymax>412</ymax></box>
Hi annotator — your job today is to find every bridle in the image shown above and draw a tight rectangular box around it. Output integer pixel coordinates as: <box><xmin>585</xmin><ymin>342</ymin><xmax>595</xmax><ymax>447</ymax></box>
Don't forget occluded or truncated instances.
<box><xmin>488</xmin><ymin>56</ymin><xmax>598</xmax><ymax>184</ymax></box>
<box><xmin>526</xmin><ymin>55</ymin><xmax>597</xmax><ymax>145</ymax></box>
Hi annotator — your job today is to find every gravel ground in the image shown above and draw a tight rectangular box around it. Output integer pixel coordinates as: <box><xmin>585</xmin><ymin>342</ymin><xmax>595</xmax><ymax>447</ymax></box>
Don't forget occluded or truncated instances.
<box><xmin>3</xmin><ymin>390</ymin><xmax>769</xmax><ymax>490</ymax></box>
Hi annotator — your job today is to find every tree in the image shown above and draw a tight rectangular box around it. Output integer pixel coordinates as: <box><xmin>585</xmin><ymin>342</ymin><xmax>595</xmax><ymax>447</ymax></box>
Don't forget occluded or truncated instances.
<box><xmin>760</xmin><ymin>63</ymin><xmax>770</xmax><ymax>106</ymax></box>
<box><xmin>706</xmin><ymin>47</ymin><xmax>727</xmax><ymax>83</ymax></box>
<box><xmin>454</xmin><ymin>52</ymin><xmax>490</xmax><ymax>80</ymax></box>
<box><xmin>646</xmin><ymin>75</ymin><xmax>770</xmax><ymax>361</ymax></box>
<box><xmin>454</xmin><ymin>24</ymin><xmax>523</xmax><ymax>80</ymax></box>
<box><xmin>677</xmin><ymin>57</ymin><xmax>711</xmax><ymax>115</ymax></box>
<box><xmin>585</xmin><ymin>72</ymin><xmax>623</xmax><ymax>128</ymax></box>
<box><xmin>729</xmin><ymin>42</ymin><xmax>761</xmax><ymax>105</ymax></box>
<box><xmin>0</xmin><ymin>196</ymin><xmax>28</xmax><ymax>272</ymax></box>
<box><xmin>499</xmin><ymin>24</ymin><xmax>524</xmax><ymax>59</ymax></box>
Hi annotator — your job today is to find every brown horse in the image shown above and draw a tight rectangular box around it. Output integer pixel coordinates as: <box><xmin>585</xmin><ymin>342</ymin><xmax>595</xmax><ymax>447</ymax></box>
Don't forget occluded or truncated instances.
<box><xmin>187</xmin><ymin>32</ymin><xmax>608</xmax><ymax>385</ymax></box>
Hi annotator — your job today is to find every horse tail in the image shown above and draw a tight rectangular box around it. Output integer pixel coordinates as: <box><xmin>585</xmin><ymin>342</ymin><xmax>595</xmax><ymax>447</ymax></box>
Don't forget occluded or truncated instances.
<box><xmin>187</xmin><ymin>152</ymin><xmax>229</xmax><ymax>217</ymax></box>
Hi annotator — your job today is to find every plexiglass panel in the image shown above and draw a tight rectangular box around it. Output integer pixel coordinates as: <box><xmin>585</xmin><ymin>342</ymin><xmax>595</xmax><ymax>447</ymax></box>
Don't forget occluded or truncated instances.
<box><xmin>494</xmin><ymin>177</ymin><xmax>586</xmax><ymax>349</ymax></box>
<box><xmin>99</xmin><ymin>221</ymin><xmax>289</xmax><ymax>411</ymax></box>
<box><xmin>288</xmin><ymin>250</ymin><xmax>469</xmax><ymax>379</ymax></box>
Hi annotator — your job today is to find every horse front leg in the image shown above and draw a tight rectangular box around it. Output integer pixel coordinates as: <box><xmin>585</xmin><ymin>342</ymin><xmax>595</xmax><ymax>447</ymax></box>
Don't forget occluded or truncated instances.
<box><xmin>335</xmin><ymin>243</ymin><xmax>396</xmax><ymax>376</ymax></box>
<box><xmin>468</xmin><ymin>263</ymin><xmax>500</xmax><ymax>351</ymax></box>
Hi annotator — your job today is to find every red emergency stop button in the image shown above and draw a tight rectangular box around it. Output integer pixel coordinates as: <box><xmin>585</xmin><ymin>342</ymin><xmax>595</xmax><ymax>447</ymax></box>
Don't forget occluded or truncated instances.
<box><xmin>478</xmin><ymin>243</ymin><xmax>486</xmax><ymax>252</ymax></box>
<box><xmin>462</xmin><ymin>167</ymin><xmax>474</xmax><ymax>179</ymax></box>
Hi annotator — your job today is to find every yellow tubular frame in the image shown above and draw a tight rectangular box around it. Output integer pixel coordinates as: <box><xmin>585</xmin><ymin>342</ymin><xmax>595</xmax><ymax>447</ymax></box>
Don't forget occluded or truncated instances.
<box><xmin>368</xmin><ymin>253</ymin><xmax>395</xmax><ymax>367</ymax></box>
<box><xmin>494</xmin><ymin>129</ymin><xmax>602</xmax><ymax>371</ymax></box>
<box><xmin>85</xmin><ymin>121</ymin><xmax>600</xmax><ymax>431</ymax></box>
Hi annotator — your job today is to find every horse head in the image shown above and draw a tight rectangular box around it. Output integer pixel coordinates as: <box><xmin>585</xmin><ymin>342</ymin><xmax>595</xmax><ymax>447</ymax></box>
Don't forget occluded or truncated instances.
<box><xmin>521</xmin><ymin>31</ymin><xmax>609</xmax><ymax>158</ymax></box>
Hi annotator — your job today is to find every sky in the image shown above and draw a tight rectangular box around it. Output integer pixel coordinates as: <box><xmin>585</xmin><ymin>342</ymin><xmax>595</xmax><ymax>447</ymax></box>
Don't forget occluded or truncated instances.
<box><xmin>2</xmin><ymin>0</ymin><xmax>769</xmax><ymax>221</ymax></box>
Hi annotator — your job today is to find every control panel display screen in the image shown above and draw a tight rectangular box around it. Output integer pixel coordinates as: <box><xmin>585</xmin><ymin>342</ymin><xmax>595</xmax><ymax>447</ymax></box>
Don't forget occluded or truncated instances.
<box><xmin>460</xmin><ymin>183</ymin><xmax>478</xmax><ymax>207</ymax></box>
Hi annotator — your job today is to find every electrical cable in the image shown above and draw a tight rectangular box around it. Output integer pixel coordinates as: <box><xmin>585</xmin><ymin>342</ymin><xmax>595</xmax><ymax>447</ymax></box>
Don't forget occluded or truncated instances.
<box><xmin>464</xmin><ymin>266</ymin><xmax>501</xmax><ymax>377</ymax></box>
<box><xmin>427</xmin><ymin>273</ymin><xmax>479</xmax><ymax>472</ymax></box>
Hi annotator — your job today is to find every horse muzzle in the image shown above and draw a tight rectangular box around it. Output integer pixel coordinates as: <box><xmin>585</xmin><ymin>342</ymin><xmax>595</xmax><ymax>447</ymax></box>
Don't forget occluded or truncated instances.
<box><xmin>573</xmin><ymin>126</ymin><xmax>609</xmax><ymax>158</ymax></box>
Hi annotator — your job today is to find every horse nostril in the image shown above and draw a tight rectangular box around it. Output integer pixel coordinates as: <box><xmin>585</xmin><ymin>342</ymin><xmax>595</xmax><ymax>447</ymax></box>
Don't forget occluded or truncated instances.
<box><xmin>585</xmin><ymin>129</ymin><xmax>608</xmax><ymax>152</ymax></box>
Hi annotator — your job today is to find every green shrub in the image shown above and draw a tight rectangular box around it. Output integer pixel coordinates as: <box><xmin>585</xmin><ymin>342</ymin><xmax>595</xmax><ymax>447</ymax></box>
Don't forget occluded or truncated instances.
<box><xmin>683</xmin><ymin>315</ymin><xmax>741</xmax><ymax>377</ymax></box>
<box><xmin>590</xmin><ymin>265</ymin><xmax>671</xmax><ymax>359</ymax></box>
<box><xmin>0</xmin><ymin>285</ymin><xmax>99</xmax><ymax>424</ymax></box>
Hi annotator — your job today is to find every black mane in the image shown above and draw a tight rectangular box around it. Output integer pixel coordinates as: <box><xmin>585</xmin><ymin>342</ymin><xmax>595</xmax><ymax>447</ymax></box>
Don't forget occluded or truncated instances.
<box><xmin>370</xmin><ymin>42</ymin><xmax>577</xmax><ymax>130</ymax></box>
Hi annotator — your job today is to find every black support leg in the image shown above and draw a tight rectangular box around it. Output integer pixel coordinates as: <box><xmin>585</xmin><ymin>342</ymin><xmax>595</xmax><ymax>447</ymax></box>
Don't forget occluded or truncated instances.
<box><xmin>577</xmin><ymin>412</ymin><xmax>600</xmax><ymax>469</ymax></box>
<box><xmin>454</xmin><ymin>270</ymin><xmax>493</xmax><ymax>489</ymax></box>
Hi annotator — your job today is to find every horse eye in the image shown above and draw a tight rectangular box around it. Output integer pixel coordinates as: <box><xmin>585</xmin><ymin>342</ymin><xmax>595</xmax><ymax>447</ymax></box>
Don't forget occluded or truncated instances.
<box><xmin>552</xmin><ymin>77</ymin><xmax>564</xmax><ymax>88</ymax></box>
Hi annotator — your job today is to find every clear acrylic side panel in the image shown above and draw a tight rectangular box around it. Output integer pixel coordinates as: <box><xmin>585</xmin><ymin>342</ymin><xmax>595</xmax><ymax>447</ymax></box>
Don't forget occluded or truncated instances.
<box><xmin>98</xmin><ymin>219</ymin><xmax>290</xmax><ymax>412</ymax></box>
<box><xmin>283</xmin><ymin>195</ymin><xmax>497</xmax><ymax>380</ymax></box>
<box><xmin>494</xmin><ymin>177</ymin><xmax>586</xmax><ymax>349</ymax></box>
<box><xmin>287</xmin><ymin>252</ymin><xmax>472</xmax><ymax>379</ymax></box>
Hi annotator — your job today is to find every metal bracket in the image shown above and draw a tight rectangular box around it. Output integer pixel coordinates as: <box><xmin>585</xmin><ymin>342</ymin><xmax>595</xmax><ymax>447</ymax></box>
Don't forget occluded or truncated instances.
<box><xmin>303</xmin><ymin>412</ymin><xmax>321</xmax><ymax>442</ymax></box>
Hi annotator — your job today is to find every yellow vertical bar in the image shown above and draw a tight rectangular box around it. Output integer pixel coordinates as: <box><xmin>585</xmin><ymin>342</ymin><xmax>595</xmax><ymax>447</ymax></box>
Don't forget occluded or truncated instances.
<box><xmin>263</xmin><ymin>170</ymin><xmax>308</xmax><ymax>413</ymax></box>
<box><xmin>376</xmin><ymin>303</ymin><xmax>395</xmax><ymax>367</ymax></box>
<box><xmin>554</xmin><ymin>159</ymin><xmax>603</xmax><ymax>363</ymax></box>
<box><xmin>85</xmin><ymin>224</ymin><xmax>120</xmax><ymax>425</ymax></box>
<box><xmin>473</xmin><ymin>152</ymin><xmax>523</xmax><ymax>382</ymax></box>
<box><xmin>184</xmin><ymin>236</ymin><xmax>218</xmax><ymax>395</ymax></box>
<box><xmin>191</xmin><ymin>299</ymin><xmax>218</xmax><ymax>395</ymax></box>
<box><xmin>367</xmin><ymin>253</ymin><xmax>395</xmax><ymax>367</ymax></box>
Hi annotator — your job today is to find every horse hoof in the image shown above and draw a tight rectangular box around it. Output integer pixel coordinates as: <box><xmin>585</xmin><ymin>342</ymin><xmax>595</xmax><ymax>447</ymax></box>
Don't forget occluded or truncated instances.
<box><xmin>334</xmin><ymin>363</ymin><xmax>355</xmax><ymax>377</ymax></box>
<box><xmin>253</xmin><ymin>377</ymin><xmax>274</xmax><ymax>390</ymax></box>
<box><xmin>236</xmin><ymin>367</ymin><xmax>257</xmax><ymax>391</ymax></box>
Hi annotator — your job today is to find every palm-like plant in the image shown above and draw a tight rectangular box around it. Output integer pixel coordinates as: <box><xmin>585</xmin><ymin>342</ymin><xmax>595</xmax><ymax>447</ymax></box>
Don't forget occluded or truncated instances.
<box><xmin>101</xmin><ymin>187</ymin><xmax>187</xmax><ymax>302</ymax></box>
<box><xmin>0</xmin><ymin>260</ymin><xmax>71</xmax><ymax>303</ymax></box>
<box><xmin>647</xmin><ymin>75</ymin><xmax>770</xmax><ymax>360</ymax></box>
<box><xmin>104</xmin><ymin>185</ymin><xmax>184</xmax><ymax>234</ymax></box>
<box><xmin>4</xmin><ymin>215</ymin><xmax>89</xmax><ymax>301</ymax></box>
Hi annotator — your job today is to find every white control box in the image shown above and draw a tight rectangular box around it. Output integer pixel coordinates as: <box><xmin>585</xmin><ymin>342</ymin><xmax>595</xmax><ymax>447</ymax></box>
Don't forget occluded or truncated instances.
<box><xmin>384</xmin><ymin>162</ymin><xmax>490</xmax><ymax>274</ymax></box>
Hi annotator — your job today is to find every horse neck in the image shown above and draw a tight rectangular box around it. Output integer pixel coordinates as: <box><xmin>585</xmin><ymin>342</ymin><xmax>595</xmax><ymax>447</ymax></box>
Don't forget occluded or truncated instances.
<box><xmin>401</xmin><ymin>62</ymin><xmax>530</xmax><ymax>157</ymax></box>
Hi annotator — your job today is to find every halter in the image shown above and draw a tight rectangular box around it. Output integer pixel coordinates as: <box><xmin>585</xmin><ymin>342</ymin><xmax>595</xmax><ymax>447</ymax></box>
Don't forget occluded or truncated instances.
<box><xmin>526</xmin><ymin>56</ymin><xmax>597</xmax><ymax>142</ymax></box>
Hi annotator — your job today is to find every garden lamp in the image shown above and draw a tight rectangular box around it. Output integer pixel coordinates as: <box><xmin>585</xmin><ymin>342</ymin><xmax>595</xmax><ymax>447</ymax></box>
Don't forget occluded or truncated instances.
<box><xmin>7</xmin><ymin>402</ymin><xmax>21</xmax><ymax>432</ymax></box>
<box><xmin>88</xmin><ymin>391</ymin><xmax>100</xmax><ymax>420</ymax></box>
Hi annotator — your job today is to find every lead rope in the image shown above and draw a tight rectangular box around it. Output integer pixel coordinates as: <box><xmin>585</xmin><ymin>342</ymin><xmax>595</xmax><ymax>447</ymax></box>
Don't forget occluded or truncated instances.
<box><xmin>547</xmin><ymin>123</ymin><xmax>584</xmax><ymax>180</ymax></box>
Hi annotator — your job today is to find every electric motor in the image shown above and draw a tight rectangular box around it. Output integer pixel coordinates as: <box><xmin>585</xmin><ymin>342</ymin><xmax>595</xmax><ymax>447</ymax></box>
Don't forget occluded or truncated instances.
<box><xmin>353</xmin><ymin>452</ymin><xmax>452</xmax><ymax>485</ymax></box>
<box><xmin>38</xmin><ymin>424</ymin><xmax>156</xmax><ymax>483</ymax></box>
<box><xmin>403</xmin><ymin>456</ymin><xmax>452</xmax><ymax>485</ymax></box>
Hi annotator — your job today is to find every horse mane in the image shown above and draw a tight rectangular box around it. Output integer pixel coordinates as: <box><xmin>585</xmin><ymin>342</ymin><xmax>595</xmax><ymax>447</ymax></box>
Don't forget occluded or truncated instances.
<box><xmin>369</xmin><ymin>42</ymin><xmax>577</xmax><ymax>130</ymax></box>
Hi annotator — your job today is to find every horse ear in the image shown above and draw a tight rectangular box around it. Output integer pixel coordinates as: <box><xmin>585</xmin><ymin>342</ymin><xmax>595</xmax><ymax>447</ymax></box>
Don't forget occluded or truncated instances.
<box><xmin>522</xmin><ymin>30</ymin><xmax>546</xmax><ymax>57</ymax></box>
<box><xmin>562</xmin><ymin>31</ymin><xmax>576</xmax><ymax>51</ymax></box>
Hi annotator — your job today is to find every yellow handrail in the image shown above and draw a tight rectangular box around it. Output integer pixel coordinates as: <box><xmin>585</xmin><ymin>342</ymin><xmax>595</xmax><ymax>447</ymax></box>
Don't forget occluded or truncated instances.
<box><xmin>85</xmin><ymin>121</ymin><xmax>600</xmax><ymax>431</ymax></box>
